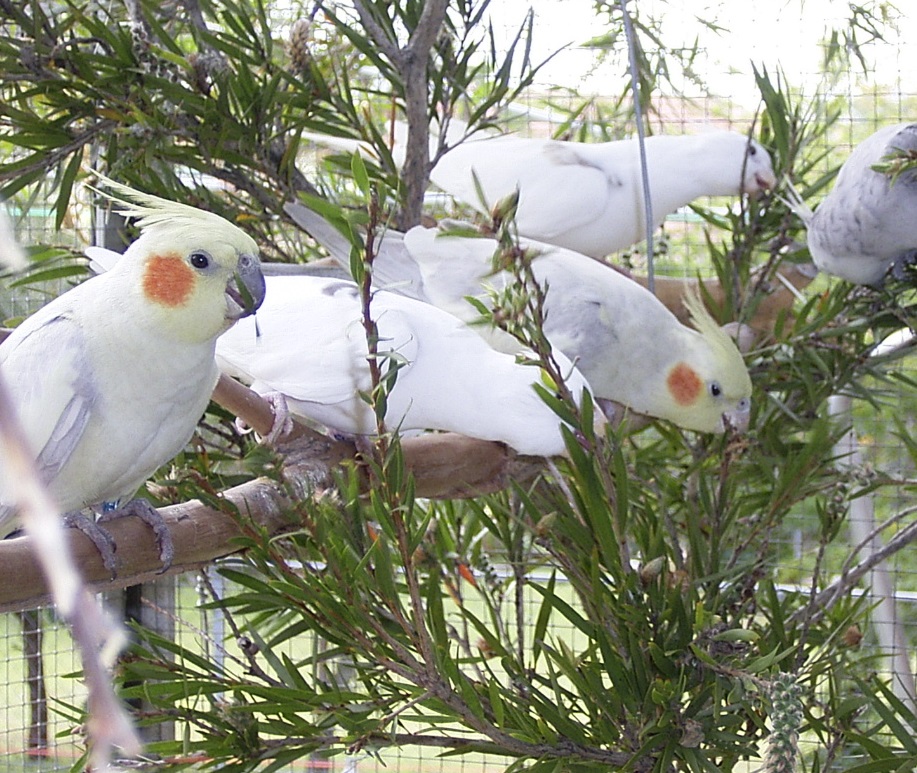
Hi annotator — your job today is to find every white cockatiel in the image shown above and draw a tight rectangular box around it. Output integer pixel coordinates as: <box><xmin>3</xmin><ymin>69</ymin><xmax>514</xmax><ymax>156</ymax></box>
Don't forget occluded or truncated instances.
<box><xmin>1</xmin><ymin>179</ymin><xmax>266</xmax><ymax>567</ymax></box>
<box><xmin>286</xmin><ymin>202</ymin><xmax>753</xmax><ymax>435</ymax></box>
<box><xmin>214</xmin><ymin>274</ymin><xmax>594</xmax><ymax>457</ymax></box>
<box><xmin>785</xmin><ymin>122</ymin><xmax>917</xmax><ymax>286</ymax></box>
<box><xmin>304</xmin><ymin>119</ymin><xmax>777</xmax><ymax>258</ymax></box>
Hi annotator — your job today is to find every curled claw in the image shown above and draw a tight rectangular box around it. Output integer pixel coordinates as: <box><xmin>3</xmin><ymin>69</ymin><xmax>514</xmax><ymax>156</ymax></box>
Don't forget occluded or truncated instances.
<box><xmin>230</xmin><ymin>392</ymin><xmax>294</xmax><ymax>445</ymax></box>
<box><xmin>234</xmin><ymin>417</ymin><xmax>256</xmax><ymax>435</ymax></box>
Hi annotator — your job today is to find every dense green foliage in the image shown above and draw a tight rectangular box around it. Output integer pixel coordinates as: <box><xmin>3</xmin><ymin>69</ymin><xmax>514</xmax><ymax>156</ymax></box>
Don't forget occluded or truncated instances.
<box><xmin>3</xmin><ymin>1</ymin><xmax>917</xmax><ymax>771</ymax></box>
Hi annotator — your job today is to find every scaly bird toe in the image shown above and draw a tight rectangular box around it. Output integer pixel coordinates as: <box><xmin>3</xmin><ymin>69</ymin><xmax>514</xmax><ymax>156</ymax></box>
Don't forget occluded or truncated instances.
<box><xmin>97</xmin><ymin>499</ymin><xmax>174</xmax><ymax>572</ymax></box>
<box><xmin>63</xmin><ymin>511</ymin><xmax>118</xmax><ymax>577</ymax></box>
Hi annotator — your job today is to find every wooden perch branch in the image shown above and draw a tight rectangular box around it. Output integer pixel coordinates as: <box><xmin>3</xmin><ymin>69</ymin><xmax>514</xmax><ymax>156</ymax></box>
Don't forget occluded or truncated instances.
<box><xmin>0</xmin><ymin>375</ymin><xmax>544</xmax><ymax>612</ymax></box>
<box><xmin>211</xmin><ymin>373</ymin><xmax>522</xmax><ymax>499</ymax></box>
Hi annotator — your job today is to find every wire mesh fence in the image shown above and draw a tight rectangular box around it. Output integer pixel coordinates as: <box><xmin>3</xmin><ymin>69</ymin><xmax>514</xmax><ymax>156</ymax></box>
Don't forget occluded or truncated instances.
<box><xmin>0</xmin><ymin>0</ymin><xmax>916</xmax><ymax>769</ymax></box>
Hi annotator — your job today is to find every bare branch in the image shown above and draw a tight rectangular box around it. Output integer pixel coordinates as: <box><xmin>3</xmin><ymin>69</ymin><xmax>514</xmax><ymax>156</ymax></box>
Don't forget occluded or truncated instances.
<box><xmin>405</xmin><ymin>0</ymin><xmax>449</xmax><ymax>61</ymax></box>
<box><xmin>351</xmin><ymin>1</ymin><xmax>400</xmax><ymax>62</ymax></box>
<box><xmin>395</xmin><ymin>0</ymin><xmax>448</xmax><ymax>228</ymax></box>
<box><xmin>257</xmin><ymin>729</ymin><xmax>640</xmax><ymax>770</ymax></box>
<box><xmin>349</xmin><ymin>0</ymin><xmax>448</xmax><ymax>227</ymax></box>
<box><xmin>0</xmin><ymin>369</ymin><xmax>142</xmax><ymax>763</ymax></box>
<box><xmin>213</xmin><ymin>374</ymin><xmax>527</xmax><ymax>499</ymax></box>
<box><xmin>791</xmin><ymin>515</ymin><xmax>917</xmax><ymax>626</ymax></box>
<box><xmin>0</xmin><ymin>120</ymin><xmax>117</xmax><ymax>186</ymax></box>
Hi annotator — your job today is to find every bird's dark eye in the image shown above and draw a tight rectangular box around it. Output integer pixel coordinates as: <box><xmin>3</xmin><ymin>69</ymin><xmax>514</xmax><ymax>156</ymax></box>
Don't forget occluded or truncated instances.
<box><xmin>748</xmin><ymin>144</ymin><xmax>758</xmax><ymax>156</ymax></box>
<box><xmin>710</xmin><ymin>381</ymin><xmax>722</xmax><ymax>398</ymax></box>
<box><xmin>190</xmin><ymin>251</ymin><xmax>211</xmax><ymax>270</ymax></box>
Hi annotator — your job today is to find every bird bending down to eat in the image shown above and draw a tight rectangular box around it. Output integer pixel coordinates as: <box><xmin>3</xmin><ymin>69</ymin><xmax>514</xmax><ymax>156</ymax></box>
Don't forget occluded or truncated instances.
<box><xmin>214</xmin><ymin>274</ymin><xmax>595</xmax><ymax>457</ymax></box>
<box><xmin>784</xmin><ymin>122</ymin><xmax>917</xmax><ymax>286</ymax></box>
<box><xmin>304</xmin><ymin>118</ymin><xmax>776</xmax><ymax>258</ymax></box>
<box><xmin>2</xmin><ymin>177</ymin><xmax>266</xmax><ymax>572</ymax></box>
<box><xmin>286</xmin><ymin>202</ymin><xmax>753</xmax><ymax>435</ymax></box>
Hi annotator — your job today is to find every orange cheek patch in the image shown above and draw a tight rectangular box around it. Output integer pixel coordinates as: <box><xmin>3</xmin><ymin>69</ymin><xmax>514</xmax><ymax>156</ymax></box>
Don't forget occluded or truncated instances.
<box><xmin>143</xmin><ymin>254</ymin><xmax>195</xmax><ymax>307</ymax></box>
<box><xmin>667</xmin><ymin>362</ymin><xmax>702</xmax><ymax>406</ymax></box>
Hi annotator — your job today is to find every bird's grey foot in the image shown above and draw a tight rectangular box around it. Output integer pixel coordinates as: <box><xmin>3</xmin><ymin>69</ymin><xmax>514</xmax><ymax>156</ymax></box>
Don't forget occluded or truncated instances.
<box><xmin>890</xmin><ymin>250</ymin><xmax>917</xmax><ymax>281</ymax></box>
<box><xmin>263</xmin><ymin>392</ymin><xmax>294</xmax><ymax>445</ymax></box>
<box><xmin>97</xmin><ymin>498</ymin><xmax>174</xmax><ymax>572</ymax></box>
<box><xmin>233</xmin><ymin>392</ymin><xmax>294</xmax><ymax>445</ymax></box>
<box><xmin>63</xmin><ymin>511</ymin><xmax>118</xmax><ymax>576</ymax></box>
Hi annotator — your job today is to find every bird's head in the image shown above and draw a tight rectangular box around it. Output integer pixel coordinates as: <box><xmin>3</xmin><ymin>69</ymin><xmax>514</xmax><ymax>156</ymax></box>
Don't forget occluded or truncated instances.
<box><xmin>93</xmin><ymin>176</ymin><xmax>266</xmax><ymax>342</ymax></box>
<box><xmin>738</xmin><ymin>135</ymin><xmax>777</xmax><ymax>195</ymax></box>
<box><xmin>663</xmin><ymin>290</ymin><xmax>753</xmax><ymax>434</ymax></box>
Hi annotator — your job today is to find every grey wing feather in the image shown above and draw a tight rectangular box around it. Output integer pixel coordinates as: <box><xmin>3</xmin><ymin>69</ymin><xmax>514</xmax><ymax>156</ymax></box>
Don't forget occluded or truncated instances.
<box><xmin>283</xmin><ymin>200</ymin><xmax>427</xmax><ymax>301</ymax></box>
<box><xmin>0</xmin><ymin>314</ymin><xmax>96</xmax><ymax>530</ymax></box>
<box><xmin>284</xmin><ymin>201</ymin><xmax>354</xmax><ymax>263</ymax></box>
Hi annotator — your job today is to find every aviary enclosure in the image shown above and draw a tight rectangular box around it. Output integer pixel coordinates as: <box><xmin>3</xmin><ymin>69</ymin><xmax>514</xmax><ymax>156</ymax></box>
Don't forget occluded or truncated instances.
<box><xmin>0</xmin><ymin>0</ymin><xmax>916</xmax><ymax>771</ymax></box>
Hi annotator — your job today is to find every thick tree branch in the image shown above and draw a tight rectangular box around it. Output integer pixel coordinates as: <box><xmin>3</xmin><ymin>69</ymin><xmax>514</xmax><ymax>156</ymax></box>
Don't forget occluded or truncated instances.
<box><xmin>0</xmin><ymin>470</ymin><xmax>299</xmax><ymax>613</ymax></box>
<box><xmin>0</xmin><ymin>429</ymin><xmax>538</xmax><ymax>612</ymax></box>
<box><xmin>397</xmin><ymin>0</ymin><xmax>448</xmax><ymax>229</ymax></box>
<box><xmin>626</xmin><ymin>262</ymin><xmax>817</xmax><ymax>339</ymax></box>
<box><xmin>0</xmin><ymin>376</ymin><xmax>544</xmax><ymax>612</ymax></box>
<box><xmin>350</xmin><ymin>0</ymin><xmax>449</xmax><ymax>228</ymax></box>
<box><xmin>212</xmin><ymin>374</ymin><xmax>521</xmax><ymax>499</ymax></box>
<box><xmin>406</xmin><ymin>0</ymin><xmax>449</xmax><ymax>61</ymax></box>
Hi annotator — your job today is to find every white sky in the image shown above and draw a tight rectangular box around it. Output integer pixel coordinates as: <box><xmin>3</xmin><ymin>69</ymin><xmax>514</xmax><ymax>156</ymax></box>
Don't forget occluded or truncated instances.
<box><xmin>493</xmin><ymin>0</ymin><xmax>916</xmax><ymax>108</ymax></box>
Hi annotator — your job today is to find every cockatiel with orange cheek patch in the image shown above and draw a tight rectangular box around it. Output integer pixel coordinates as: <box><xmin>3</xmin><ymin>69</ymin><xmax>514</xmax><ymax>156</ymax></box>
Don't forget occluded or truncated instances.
<box><xmin>287</xmin><ymin>203</ymin><xmax>752</xmax><ymax>434</ymax></box>
<box><xmin>0</xmin><ymin>178</ymin><xmax>265</xmax><ymax>570</ymax></box>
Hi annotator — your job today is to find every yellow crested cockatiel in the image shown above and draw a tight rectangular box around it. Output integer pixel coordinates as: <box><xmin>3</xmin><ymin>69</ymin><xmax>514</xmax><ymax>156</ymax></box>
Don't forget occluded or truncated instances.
<box><xmin>286</xmin><ymin>202</ymin><xmax>752</xmax><ymax>434</ymax></box>
<box><xmin>0</xmin><ymin>178</ymin><xmax>266</xmax><ymax>570</ymax></box>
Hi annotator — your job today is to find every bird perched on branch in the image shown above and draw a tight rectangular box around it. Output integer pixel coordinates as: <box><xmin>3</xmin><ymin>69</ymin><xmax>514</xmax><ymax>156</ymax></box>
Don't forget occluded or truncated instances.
<box><xmin>3</xmin><ymin>177</ymin><xmax>266</xmax><ymax>571</ymax></box>
<box><xmin>214</xmin><ymin>274</ymin><xmax>594</xmax><ymax>457</ymax></box>
<box><xmin>305</xmin><ymin>118</ymin><xmax>776</xmax><ymax>257</ymax></box>
<box><xmin>785</xmin><ymin>122</ymin><xmax>917</xmax><ymax>286</ymax></box>
<box><xmin>286</xmin><ymin>202</ymin><xmax>753</xmax><ymax>434</ymax></box>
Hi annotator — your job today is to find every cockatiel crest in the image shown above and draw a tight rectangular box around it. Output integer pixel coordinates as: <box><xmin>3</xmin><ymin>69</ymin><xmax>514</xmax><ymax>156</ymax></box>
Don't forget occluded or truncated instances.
<box><xmin>89</xmin><ymin>174</ymin><xmax>264</xmax><ymax>341</ymax></box>
<box><xmin>664</xmin><ymin>289</ymin><xmax>752</xmax><ymax>432</ymax></box>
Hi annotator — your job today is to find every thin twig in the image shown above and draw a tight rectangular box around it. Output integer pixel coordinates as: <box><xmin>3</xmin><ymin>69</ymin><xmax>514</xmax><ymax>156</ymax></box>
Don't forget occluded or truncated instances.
<box><xmin>260</xmin><ymin>728</ymin><xmax>643</xmax><ymax>770</ymax></box>
<box><xmin>790</xmin><ymin>516</ymin><xmax>917</xmax><ymax>625</ymax></box>
<box><xmin>619</xmin><ymin>0</ymin><xmax>654</xmax><ymax>293</ymax></box>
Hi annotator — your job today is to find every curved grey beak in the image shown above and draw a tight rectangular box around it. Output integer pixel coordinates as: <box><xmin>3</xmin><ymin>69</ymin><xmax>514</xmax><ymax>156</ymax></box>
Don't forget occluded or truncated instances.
<box><xmin>226</xmin><ymin>253</ymin><xmax>266</xmax><ymax>319</ymax></box>
<box><xmin>722</xmin><ymin>400</ymin><xmax>751</xmax><ymax>433</ymax></box>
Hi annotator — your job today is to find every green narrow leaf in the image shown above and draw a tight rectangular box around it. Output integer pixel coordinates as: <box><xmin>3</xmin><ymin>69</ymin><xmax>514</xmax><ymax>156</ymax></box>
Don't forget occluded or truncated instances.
<box><xmin>351</xmin><ymin>151</ymin><xmax>371</xmax><ymax>198</ymax></box>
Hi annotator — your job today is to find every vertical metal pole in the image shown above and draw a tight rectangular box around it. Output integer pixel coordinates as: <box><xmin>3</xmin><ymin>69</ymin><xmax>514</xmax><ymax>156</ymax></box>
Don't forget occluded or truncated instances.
<box><xmin>619</xmin><ymin>0</ymin><xmax>655</xmax><ymax>293</ymax></box>
<box><xmin>18</xmin><ymin>609</ymin><xmax>48</xmax><ymax>755</ymax></box>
